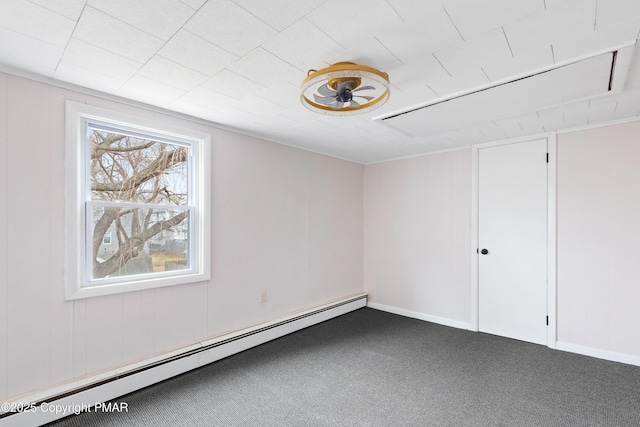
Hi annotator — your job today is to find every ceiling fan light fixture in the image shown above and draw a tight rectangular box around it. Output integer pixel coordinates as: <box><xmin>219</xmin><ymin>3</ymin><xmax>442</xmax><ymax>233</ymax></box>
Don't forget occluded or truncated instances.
<box><xmin>300</xmin><ymin>62</ymin><xmax>390</xmax><ymax>116</ymax></box>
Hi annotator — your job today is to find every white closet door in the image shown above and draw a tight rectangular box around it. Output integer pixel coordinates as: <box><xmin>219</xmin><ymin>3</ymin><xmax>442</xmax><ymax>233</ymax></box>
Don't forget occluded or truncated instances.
<box><xmin>478</xmin><ymin>138</ymin><xmax>548</xmax><ymax>345</ymax></box>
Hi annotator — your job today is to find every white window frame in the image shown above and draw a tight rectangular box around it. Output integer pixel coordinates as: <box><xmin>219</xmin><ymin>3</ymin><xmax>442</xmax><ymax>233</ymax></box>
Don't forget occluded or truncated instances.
<box><xmin>65</xmin><ymin>101</ymin><xmax>211</xmax><ymax>300</ymax></box>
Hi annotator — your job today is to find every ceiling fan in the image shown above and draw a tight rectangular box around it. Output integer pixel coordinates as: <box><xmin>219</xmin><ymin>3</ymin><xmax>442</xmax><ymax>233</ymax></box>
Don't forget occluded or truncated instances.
<box><xmin>313</xmin><ymin>78</ymin><xmax>376</xmax><ymax>109</ymax></box>
<box><xmin>300</xmin><ymin>62</ymin><xmax>390</xmax><ymax>115</ymax></box>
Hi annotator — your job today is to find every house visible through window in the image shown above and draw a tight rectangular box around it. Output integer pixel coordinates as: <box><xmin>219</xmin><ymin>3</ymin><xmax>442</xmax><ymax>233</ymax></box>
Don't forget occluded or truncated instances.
<box><xmin>65</xmin><ymin>102</ymin><xmax>211</xmax><ymax>300</ymax></box>
<box><xmin>88</xmin><ymin>122</ymin><xmax>192</xmax><ymax>281</ymax></box>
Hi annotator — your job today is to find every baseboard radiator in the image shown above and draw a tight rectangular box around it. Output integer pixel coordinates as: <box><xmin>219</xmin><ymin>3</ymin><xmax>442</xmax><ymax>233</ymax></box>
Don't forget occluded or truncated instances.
<box><xmin>0</xmin><ymin>293</ymin><xmax>367</xmax><ymax>426</ymax></box>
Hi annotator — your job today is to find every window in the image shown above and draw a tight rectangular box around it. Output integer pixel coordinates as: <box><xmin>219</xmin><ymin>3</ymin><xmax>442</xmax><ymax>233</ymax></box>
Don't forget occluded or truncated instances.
<box><xmin>65</xmin><ymin>102</ymin><xmax>210</xmax><ymax>300</ymax></box>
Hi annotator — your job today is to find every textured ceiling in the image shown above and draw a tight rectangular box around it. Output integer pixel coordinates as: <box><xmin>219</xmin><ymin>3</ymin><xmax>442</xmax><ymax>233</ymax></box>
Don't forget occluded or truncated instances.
<box><xmin>1</xmin><ymin>0</ymin><xmax>640</xmax><ymax>163</ymax></box>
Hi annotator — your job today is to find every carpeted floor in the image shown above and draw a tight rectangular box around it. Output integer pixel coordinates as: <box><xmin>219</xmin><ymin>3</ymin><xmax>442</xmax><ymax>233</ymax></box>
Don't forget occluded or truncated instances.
<box><xmin>48</xmin><ymin>308</ymin><xmax>640</xmax><ymax>426</ymax></box>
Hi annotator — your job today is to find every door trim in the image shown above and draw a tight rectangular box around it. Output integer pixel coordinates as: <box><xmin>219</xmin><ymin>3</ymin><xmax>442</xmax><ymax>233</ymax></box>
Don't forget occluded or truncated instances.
<box><xmin>470</xmin><ymin>132</ymin><xmax>557</xmax><ymax>349</ymax></box>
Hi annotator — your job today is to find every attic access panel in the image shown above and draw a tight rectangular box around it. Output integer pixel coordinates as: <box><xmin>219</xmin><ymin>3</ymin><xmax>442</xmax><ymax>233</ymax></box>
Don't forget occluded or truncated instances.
<box><xmin>377</xmin><ymin>48</ymin><xmax>629</xmax><ymax>138</ymax></box>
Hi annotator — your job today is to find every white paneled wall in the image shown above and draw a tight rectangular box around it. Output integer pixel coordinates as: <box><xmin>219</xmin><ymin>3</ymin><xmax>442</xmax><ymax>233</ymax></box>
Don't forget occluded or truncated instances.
<box><xmin>364</xmin><ymin>150</ymin><xmax>472</xmax><ymax>327</ymax></box>
<box><xmin>557</xmin><ymin>122</ymin><xmax>640</xmax><ymax>359</ymax></box>
<box><xmin>0</xmin><ymin>73</ymin><xmax>364</xmax><ymax>401</ymax></box>
<box><xmin>3</xmin><ymin>70</ymin><xmax>640</xmax><ymax>404</ymax></box>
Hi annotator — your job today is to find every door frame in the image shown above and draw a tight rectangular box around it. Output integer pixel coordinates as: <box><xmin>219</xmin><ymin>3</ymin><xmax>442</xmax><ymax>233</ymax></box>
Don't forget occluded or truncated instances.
<box><xmin>470</xmin><ymin>132</ymin><xmax>557</xmax><ymax>349</ymax></box>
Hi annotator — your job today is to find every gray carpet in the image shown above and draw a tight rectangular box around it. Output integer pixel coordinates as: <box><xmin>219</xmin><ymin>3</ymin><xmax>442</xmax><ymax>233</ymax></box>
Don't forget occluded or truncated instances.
<box><xmin>48</xmin><ymin>308</ymin><xmax>640</xmax><ymax>426</ymax></box>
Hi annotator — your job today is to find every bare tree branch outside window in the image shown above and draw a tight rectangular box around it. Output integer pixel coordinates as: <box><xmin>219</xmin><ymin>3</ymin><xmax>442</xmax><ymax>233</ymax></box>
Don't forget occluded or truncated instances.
<box><xmin>89</xmin><ymin>128</ymin><xmax>191</xmax><ymax>279</ymax></box>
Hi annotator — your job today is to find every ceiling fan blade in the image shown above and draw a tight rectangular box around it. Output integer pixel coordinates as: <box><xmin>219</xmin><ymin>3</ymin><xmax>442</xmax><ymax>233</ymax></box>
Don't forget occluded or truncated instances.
<box><xmin>317</xmin><ymin>84</ymin><xmax>336</xmax><ymax>97</ymax></box>
<box><xmin>352</xmin><ymin>85</ymin><xmax>376</xmax><ymax>92</ymax></box>
<box><xmin>313</xmin><ymin>94</ymin><xmax>337</xmax><ymax>106</ymax></box>
<box><xmin>350</xmin><ymin>100</ymin><xmax>360</xmax><ymax>108</ymax></box>
<box><xmin>354</xmin><ymin>95</ymin><xmax>375</xmax><ymax>101</ymax></box>
<box><xmin>337</xmin><ymin>80</ymin><xmax>358</xmax><ymax>93</ymax></box>
<box><xmin>334</xmin><ymin>101</ymin><xmax>346</xmax><ymax>109</ymax></box>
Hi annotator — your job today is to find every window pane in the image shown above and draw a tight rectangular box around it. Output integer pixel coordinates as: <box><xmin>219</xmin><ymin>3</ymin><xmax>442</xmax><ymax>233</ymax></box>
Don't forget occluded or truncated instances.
<box><xmin>90</xmin><ymin>205</ymin><xmax>190</xmax><ymax>281</ymax></box>
<box><xmin>89</xmin><ymin>127</ymin><xmax>189</xmax><ymax>205</ymax></box>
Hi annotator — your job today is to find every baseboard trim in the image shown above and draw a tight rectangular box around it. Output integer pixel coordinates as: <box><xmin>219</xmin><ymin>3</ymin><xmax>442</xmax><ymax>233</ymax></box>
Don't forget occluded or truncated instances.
<box><xmin>0</xmin><ymin>293</ymin><xmax>367</xmax><ymax>426</ymax></box>
<box><xmin>367</xmin><ymin>302</ymin><xmax>471</xmax><ymax>330</ymax></box>
<box><xmin>555</xmin><ymin>341</ymin><xmax>640</xmax><ymax>367</ymax></box>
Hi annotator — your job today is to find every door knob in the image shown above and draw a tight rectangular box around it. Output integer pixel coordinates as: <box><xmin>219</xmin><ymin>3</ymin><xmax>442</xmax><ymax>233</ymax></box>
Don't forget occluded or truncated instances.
<box><xmin>480</xmin><ymin>249</ymin><xmax>489</xmax><ymax>255</ymax></box>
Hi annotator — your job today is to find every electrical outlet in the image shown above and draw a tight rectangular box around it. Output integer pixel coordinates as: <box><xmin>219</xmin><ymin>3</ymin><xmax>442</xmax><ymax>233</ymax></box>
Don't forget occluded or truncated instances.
<box><xmin>260</xmin><ymin>291</ymin><xmax>267</xmax><ymax>303</ymax></box>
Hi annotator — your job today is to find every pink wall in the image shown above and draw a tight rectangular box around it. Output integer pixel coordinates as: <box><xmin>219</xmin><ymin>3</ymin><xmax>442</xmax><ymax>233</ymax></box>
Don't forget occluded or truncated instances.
<box><xmin>3</xmin><ymin>70</ymin><xmax>640</xmax><ymax>402</ymax></box>
<box><xmin>363</xmin><ymin>122</ymin><xmax>640</xmax><ymax>362</ymax></box>
<box><xmin>364</xmin><ymin>150</ymin><xmax>472</xmax><ymax>326</ymax></box>
<box><xmin>0</xmin><ymin>73</ymin><xmax>364</xmax><ymax>400</ymax></box>
<box><xmin>557</xmin><ymin>121</ymin><xmax>640</xmax><ymax>358</ymax></box>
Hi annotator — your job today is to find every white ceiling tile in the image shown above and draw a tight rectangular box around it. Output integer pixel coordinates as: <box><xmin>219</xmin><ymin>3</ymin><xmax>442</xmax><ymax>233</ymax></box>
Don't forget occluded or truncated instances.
<box><xmin>483</xmin><ymin>118</ymin><xmax>522</xmax><ymax>138</ymax></box>
<box><xmin>202</xmin><ymin>69</ymin><xmax>265</xmax><ymax>100</ymax></box>
<box><xmin>88</xmin><ymin>0</ymin><xmax>195</xmax><ymax>41</ymax></box>
<box><xmin>0</xmin><ymin>0</ymin><xmax>75</xmax><ymax>48</ymax></box>
<box><xmin>228</xmin><ymin>48</ymin><xmax>303</xmax><ymax>87</ymax></box>
<box><xmin>535</xmin><ymin>108</ymin><xmax>566</xmax><ymax>131</ymax></box>
<box><xmin>185</xmin><ymin>0</ymin><xmax>277</xmax><ymax>56</ymax></box>
<box><xmin>376</xmin><ymin>21</ymin><xmax>463</xmax><ymax>64</ymax></box>
<box><xmin>180</xmin><ymin>85</ymin><xmax>244</xmax><ymax>111</ymax></box>
<box><xmin>242</xmin><ymin>121</ymin><xmax>281</xmax><ymax>136</ymax></box>
<box><xmin>179</xmin><ymin>0</ymin><xmax>207</xmax><ymax>10</ymax></box>
<box><xmin>425</xmin><ymin>65</ymin><xmax>489</xmax><ymax>98</ymax></box>
<box><xmin>356</xmin><ymin>100</ymin><xmax>401</xmax><ymax>121</ymax></box>
<box><xmin>117</xmin><ymin>75</ymin><xmax>186</xmax><ymax>105</ymax></box>
<box><xmin>323</xmin><ymin>124</ymin><xmax>374</xmax><ymax>140</ymax></box>
<box><xmin>54</xmin><ymin>61</ymin><xmax>126</xmax><ymax>93</ymax></box>
<box><xmin>625</xmin><ymin>66</ymin><xmax>640</xmax><ymax>90</ymax></box>
<box><xmin>255</xmin><ymin>82</ymin><xmax>299</xmax><ymax>108</ymax></box>
<box><xmin>74</xmin><ymin>6</ymin><xmax>164</xmax><ymax>63</ymax></box>
<box><xmin>462</xmin><ymin>121</ymin><xmax>508</xmax><ymax>140</ymax></box>
<box><xmin>455</xmin><ymin>126</ymin><xmax>489</xmax><ymax>143</ymax></box>
<box><xmin>383</xmin><ymin>52</ymin><xmax>611</xmax><ymax>138</ymax></box>
<box><xmin>0</xmin><ymin>27</ymin><xmax>63</xmax><ymax>75</ymax></box>
<box><xmin>552</xmin><ymin>100</ymin><xmax>589</xmax><ymax>124</ymax></box>
<box><xmin>283</xmin><ymin>108</ymin><xmax>335</xmax><ymax>126</ymax></box>
<box><xmin>385</xmin><ymin>59</ymin><xmax>450</xmax><ymax>92</ymax></box>
<box><xmin>170</xmin><ymin>97</ymin><xmax>258</xmax><ymax>125</ymax></box>
<box><xmin>231</xmin><ymin>0</ymin><xmax>327</xmax><ymax>31</ymax></box>
<box><xmin>438</xmin><ymin>129</ymin><xmax>467</xmax><ymax>144</ymax></box>
<box><xmin>232</xmin><ymin>95</ymin><xmax>287</xmax><ymax>117</ymax></box>
<box><xmin>354</xmin><ymin>128</ymin><xmax>398</xmax><ymax>144</ymax></box>
<box><xmin>552</xmin><ymin>17</ymin><xmax>640</xmax><ymax>63</ymax></box>
<box><xmin>318</xmin><ymin>115</ymin><xmax>369</xmax><ymax>129</ymax></box>
<box><xmin>262</xmin><ymin>18</ymin><xmax>344</xmax><ymax>71</ymax></box>
<box><xmin>2</xmin><ymin>0</ymin><xmax>639</xmax><ymax>163</ymax></box>
<box><xmin>329</xmin><ymin>38</ymin><xmax>402</xmax><ymax>75</ymax></box>
<box><xmin>138</xmin><ymin>56</ymin><xmax>208</xmax><ymax>91</ymax></box>
<box><xmin>29</xmin><ymin>0</ymin><xmax>87</xmax><ymax>20</ymax></box>
<box><xmin>386</xmin><ymin>85</ymin><xmax>438</xmax><ymax>111</ymax></box>
<box><xmin>595</xmin><ymin>0</ymin><xmax>640</xmax><ymax>28</ymax></box>
<box><xmin>511</xmin><ymin>111</ymin><xmax>545</xmax><ymax>133</ymax></box>
<box><xmin>61</xmin><ymin>38</ymin><xmax>142</xmax><ymax>81</ymax></box>
<box><xmin>443</xmin><ymin>0</ymin><xmax>545</xmax><ymax>40</ymax></box>
<box><xmin>481</xmin><ymin>45</ymin><xmax>554</xmax><ymax>81</ymax></box>
<box><xmin>542</xmin><ymin>0</ymin><xmax>570</xmax><ymax>8</ymax></box>
<box><xmin>630</xmin><ymin>50</ymin><xmax>640</xmax><ymax>71</ymax></box>
<box><xmin>252</xmin><ymin>114</ymin><xmax>300</xmax><ymax>130</ymax></box>
<box><xmin>434</xmin><ymin>28</ymin><xmax>512</xmax><ymax>78</ymax></box>
<box><xmin>503</xmin><ymin>0</ymin><xmax>597</xmax><ymax>57</ymax></box>
<box><xmin>587</xmin><ymin>96</ymin><xmax>619</xmax><ymax>118</ymax></box>
<box><xmin>510</xmin><ymin>102</ymin><xmax>589</xmax><ymax>130</ymax></box>
<box><xmin>380</xmin><ymin>0</ymin><xmax>465</xmax><ymax>59</ymax></box>
<box><xmin>306</xmin><ymin>0</ymin><xmax>403</xmax><ymax>47</ymax></box>
<box><xmin>428</xmin><ymin>138</ymin><xmax>463</xmax><ymax>151</ymax></box>
<box><xmin>608</xmin><ymin>89</ymin><xmax>640</xmax><ymax>117</ymax></box>
<box><xmin>158</xmin><ymin>30</ymin><xmax>238</xmax><ymax>77</ymax></box>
